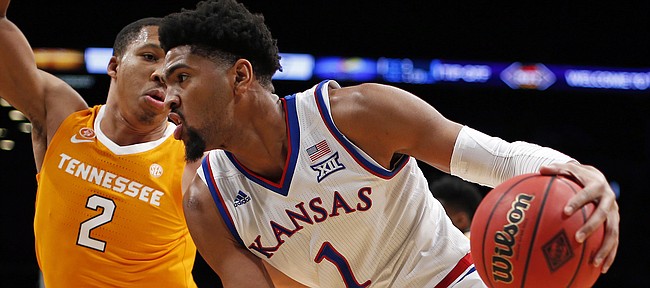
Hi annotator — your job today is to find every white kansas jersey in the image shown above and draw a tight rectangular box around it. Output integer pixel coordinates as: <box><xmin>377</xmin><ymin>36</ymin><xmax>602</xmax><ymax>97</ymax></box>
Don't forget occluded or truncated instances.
<box><xmin>199</xmin><ymin>80</ymin><xmax>477</xmax><ymax>287</ymax></box>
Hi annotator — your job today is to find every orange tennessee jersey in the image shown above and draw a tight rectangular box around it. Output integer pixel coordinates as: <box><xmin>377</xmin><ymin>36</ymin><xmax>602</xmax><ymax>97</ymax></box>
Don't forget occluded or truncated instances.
<box><xmin>34</xmin><ymin>106</ymin><xmax>197</xmax><ymax>287</ymax></box>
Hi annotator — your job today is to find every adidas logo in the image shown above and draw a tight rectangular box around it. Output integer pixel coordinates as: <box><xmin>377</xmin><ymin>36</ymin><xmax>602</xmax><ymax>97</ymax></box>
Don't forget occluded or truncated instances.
<box><xmin>234</xmin><ymin>190</ymin><xmax>251</xmax><ymax>207</ymax></box>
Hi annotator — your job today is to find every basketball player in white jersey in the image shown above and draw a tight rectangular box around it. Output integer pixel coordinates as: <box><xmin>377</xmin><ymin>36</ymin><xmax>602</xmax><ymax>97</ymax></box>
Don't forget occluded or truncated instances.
<box><xmin>159</xmin><ymin>0</ymin><xmax>619</xmax><ymax>287</ymax></box>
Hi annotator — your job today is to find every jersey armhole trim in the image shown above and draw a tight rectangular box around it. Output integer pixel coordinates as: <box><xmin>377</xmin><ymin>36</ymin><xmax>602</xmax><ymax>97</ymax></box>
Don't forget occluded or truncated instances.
<box><xmin>313</xmin><ymin>80</ymin><xmax>409</xmax><ymax>179</ymax></box>
<box><xmin>201</xmin><ymin>156</ymin><xmax>245</xmax><ymax>246</ymax></box>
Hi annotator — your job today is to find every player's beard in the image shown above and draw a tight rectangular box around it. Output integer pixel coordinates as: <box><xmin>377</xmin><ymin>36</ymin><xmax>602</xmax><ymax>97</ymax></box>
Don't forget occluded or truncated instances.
<box><xmin>184</xmin><ymin>127</ymin><xmax>207</xmax><ymax>162</ymax></box>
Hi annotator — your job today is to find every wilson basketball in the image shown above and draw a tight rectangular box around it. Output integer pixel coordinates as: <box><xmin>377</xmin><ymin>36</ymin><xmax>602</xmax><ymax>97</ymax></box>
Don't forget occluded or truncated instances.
<box><xmin>470</xmin><ymin>173</ymin><xmax>604</xmax><ymax>288</ymax></box>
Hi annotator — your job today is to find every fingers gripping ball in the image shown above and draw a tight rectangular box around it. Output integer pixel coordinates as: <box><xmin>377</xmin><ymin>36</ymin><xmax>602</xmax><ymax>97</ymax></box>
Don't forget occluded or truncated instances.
<box><xmin>469</xmin><ymin>173</ymin><xmax>604</xmax><ymax>288</ymax></box>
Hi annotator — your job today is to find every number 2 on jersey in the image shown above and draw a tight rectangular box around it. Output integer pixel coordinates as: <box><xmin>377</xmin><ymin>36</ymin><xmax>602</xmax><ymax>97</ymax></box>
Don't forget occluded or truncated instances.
<box><xmin>314</xmin><ymin>242</ymin><xmax>371</xmax><ymax>288</ymax></box>
<box><xmin>76</xmin><ymin>195</ymin><xmax>116</xmax><ymax>252</ymax></box>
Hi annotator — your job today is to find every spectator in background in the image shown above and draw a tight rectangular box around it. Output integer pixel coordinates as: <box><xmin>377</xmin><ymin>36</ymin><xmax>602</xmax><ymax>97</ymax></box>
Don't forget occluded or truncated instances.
<box><xmin>430</xmin><ymin>175</ymin><xmax>484</xmax><ymax>238</ymax></box>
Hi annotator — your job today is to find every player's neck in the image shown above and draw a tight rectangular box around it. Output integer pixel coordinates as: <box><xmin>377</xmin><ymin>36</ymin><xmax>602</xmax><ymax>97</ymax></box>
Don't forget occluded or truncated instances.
<box><xmin>99</xmin><ymin>107</ymin><xmax>168</xmax><ymax>146</ymax></box>
<box><xmin>229</xmin><ymin>96</ymin><xmax>287</xmax><ymax>183</ymax></box>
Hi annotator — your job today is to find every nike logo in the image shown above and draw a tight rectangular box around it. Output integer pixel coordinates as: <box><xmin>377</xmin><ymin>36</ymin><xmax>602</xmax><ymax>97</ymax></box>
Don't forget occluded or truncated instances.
<box><xmin>70</xmin><ymin>134</ymin><xmax>94</xmax><ymax>143</ymax></box>
<box><xmin>71</xmin><ymin>127</ymin><xmax>96</xmax><ymax>143</ymax></box>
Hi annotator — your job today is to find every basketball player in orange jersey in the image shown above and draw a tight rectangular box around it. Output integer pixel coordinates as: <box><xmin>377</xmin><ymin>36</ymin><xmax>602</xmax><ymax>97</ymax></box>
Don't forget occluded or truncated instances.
<box><xmin>0</xmin><ymin>0</ymin><xmax>201</xmax><ymax>286</ymax></box>
<box><xmin>158</xmin><ymin>1</ymin><xmax>619</xmax><ymax>287</ymax></box>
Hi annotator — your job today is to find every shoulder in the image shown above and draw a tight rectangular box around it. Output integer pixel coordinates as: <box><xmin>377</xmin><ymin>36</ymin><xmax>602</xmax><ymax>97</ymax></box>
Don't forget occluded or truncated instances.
<box><xmin>41</xmin><ymin>71</ymin><xmax>89</xmax><ymax>139</ymax></box>
<box><xmin>182</xmin><ymin>170</ymin><xmax>215</xmax><ymax>221</ymax></box>
<box><xmin>327</xmin><ymin>82</ymin><xmax>408</xmax><ymax>125</ymax></box>
<box><xmin>328</xmin><ymin>83</ymin><xmax>379</xmax><ymax>102</ymax></box>
<box><xmin>328</xmin><ymin>83</ymin><xmax>409</xmax><ymax>110</ymax></box>
<box><xmin>41</xmin><ymin>71</ymin><xmax>88</xmax><ymax>114</ymax></box>
<box><xmin>45</xmin><ymin>106</ymin><xmax>95</xmax><ymax>141</ymax></box>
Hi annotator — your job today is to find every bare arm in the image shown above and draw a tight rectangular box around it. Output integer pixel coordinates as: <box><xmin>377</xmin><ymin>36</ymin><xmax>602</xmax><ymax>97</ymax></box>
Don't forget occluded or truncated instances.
<box><xmin>183</xmin><ymin>176</ymin><xmax>275</xmax><ymax>287</ymax></box>
<box><xmin>181</xmin><ymin>156</ymin><xmax>203</xmax><ymax>196</ymax></box>
<box><xmin>328</xmin><ymin>83</ymin><xmax>462</xmax><ymax>171</ymax></box>
<box><xmin>0</xmin><ymin>0</ymin><xmax>87</xmax><ymax>168</ymax></box>
<box><xmin>0</xmin><ymin>0</ymin><xmax>46</xmax><ymax>119</ymax></box>
<box><xmin>262</xmin><ymin>262</ymin><xmax>309</xmax><ymax>288</ymax></box>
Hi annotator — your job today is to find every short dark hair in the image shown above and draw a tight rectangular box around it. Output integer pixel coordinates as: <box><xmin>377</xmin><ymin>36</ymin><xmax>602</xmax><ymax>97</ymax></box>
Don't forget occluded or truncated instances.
<box><xmin>429</xmin><ymin>175</ymin><xmax>483</xmax><ymax>219</ymax></box>
<box><xmin>159</xmin><ymin>0</ymin><xmax>282</xmax><ymax>89</ymax></box>
<box><xmin>113</xmin><ymin>17</ymin><xmax>162</xmax><ymax>57</ymax></box>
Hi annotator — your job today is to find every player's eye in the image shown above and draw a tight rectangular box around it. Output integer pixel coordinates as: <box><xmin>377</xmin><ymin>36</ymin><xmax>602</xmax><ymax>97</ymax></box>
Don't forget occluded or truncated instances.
<box><xmin>178</xmin><ymin>74</ymin><xmax>189</xmax><ymax>83</ymax></box>
<box><xmin>143</xmin><ymin>53</ymin><xmax>157</xmax><ymax>62</ymax></box>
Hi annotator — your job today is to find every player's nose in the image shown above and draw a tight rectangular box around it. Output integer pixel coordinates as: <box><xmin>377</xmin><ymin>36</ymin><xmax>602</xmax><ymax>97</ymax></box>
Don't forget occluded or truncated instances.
<box><xmin>151</xmin><ymin>67</ymin><xmax>165</xmax><ymax>87</ymax></box>
<box><xmin>164</xmin><ymin>90</ymin><xmax>180</xmax><ymax>111</ymax></box>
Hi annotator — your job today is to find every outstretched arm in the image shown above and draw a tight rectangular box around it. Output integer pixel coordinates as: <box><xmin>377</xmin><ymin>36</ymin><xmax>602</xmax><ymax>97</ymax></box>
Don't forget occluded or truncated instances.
<box><xmin>0</xmin><ymin>0</ymin><xmax>47</xmax><ymax>119</ymax></box>
<box><xmin>0</xmin><ymin>0</ymin><xmax>87</xmax><ymax>168</ymax></box>
<box><xmin>328</xmin><ymin>82</ymin><xmax>618</xmax><ymax>274</ymax></box>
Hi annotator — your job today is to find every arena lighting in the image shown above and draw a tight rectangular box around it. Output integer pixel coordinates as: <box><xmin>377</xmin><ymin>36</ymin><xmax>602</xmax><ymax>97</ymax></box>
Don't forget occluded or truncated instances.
<box><xmin>430</xmin><ymin>60</ymin><xmax>492</xmax><ymax>83</ymax></box>
<box><xmin>314</xmin><ymin>57</ymin><xmax>377</xmax><ymax>82</ymax></box>
<box><xmin>500</xmin><ymin>63</ymin><xmax>556</xmax><ymax>90</ymax></box>
<box><xmin>377</xmin><ymin>57</ymin><xmax>436</xmax><ymax>84</ymax></box>
<box><xmin>37</xmin><ymin>47</ymin><xmax>650</xmax><ymax>93</ymax></box>
<box><xmin>33</xmin><ymin>48</ymin><xmax>84</xmax><ymax>71</ymax></box>
<box><xmin>84</xmin><ymin>49</ymin><xmax>318</xmax><ymax>81</ymax></box>
<box><xmin>0</xmin><ymin>101</ymin><xmax>32</xmax><ymax>152</ymax></box>
<box><xmin>56</xmin><ymin>75</ymin><xmax>96</xmax><ymax>89</ymax></box>
<box><xmin>0</xmin><ymin>140</ymin><xmax>14</xmax><ymax>151</ymax></box>
<box><xmin>272</xmin><ymin>53</ymin><xmax>315</xmax><ymax>80</ymax></box>
<box><xmin>0</xmin><ymin>98</ymin><xmax>13</xmax><ymax>151</ymax></box>
<box><xmin>610</xmin><ymin>181</ymin><xmax>620</xmax><ymax>199</ymax></box>
<box><xmin>565</xmin><ymin>69</ymin><xmax>650</xmax><ymax>90</ymax></box>
<box><xmin>85</xmin><ymin>47</ymin><xmax>113</xmax><ymax>74</ymax></box>
<box><xmin>8</xmin><ymin>110</ymin><xmax>26</xmax><ymax>121</ymax></box>
<box><xmin>18</xmin><ymin>122</ymin><xmax>32</xmax><ymax>134</ymax></box>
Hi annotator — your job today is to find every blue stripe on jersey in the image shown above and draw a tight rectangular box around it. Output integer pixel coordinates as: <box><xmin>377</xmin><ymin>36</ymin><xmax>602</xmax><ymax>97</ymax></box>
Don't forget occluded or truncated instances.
<box><xmin>201</xmin><ymin>156</ymin><xmax>245</xmax><ymax>246</ymax></box>
<box><xmin>224</xmin><ymin>94</ymin><xmax>300</xmax><ymax>196</ymax></box>
<box><xmin>313</xmin><ymin>80</ymin><xmax>409</xmax><ymax>179</ymax></box>
<box><xmin>457</xmin><ymin>266</ymin><xmax>476</xmax><ymax>283</ymax></box>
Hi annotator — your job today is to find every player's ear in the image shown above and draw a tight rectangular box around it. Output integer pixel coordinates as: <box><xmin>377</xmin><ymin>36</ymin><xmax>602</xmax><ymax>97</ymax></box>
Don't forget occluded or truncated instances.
<box><xmin>107</xmin><ymin>56</ymin><xmax>118</xmax><ymax>78</ymax></box>
<box><xmin>233</xmin><ymin>59</ymin><xmax>253</xmax><ymax>92</ymax></box>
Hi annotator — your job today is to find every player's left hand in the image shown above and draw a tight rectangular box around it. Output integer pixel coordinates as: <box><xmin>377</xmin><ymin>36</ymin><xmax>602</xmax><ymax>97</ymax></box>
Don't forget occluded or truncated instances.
<box><xmin>539</xmin><ymin>162</ymin><xmax>619</xmax><ymax>274</ymax></box>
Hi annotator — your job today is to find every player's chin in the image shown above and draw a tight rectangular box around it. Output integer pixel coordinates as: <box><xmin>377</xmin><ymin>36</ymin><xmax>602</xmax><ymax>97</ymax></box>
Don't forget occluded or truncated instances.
<box><xmin>137</xmin><ymin>103</ymin><xmax>168</xmax><ymax>124</ymax></box>
<box><xmin>185</xmin><ymin>143</ymin><xmax>206</xmax><ymax>162</ymax></box>
<box><xmin>137</xmin><ymin>110</ymin><xmax>167</xmax><ymax>126</ymax></box>
<box><xmin>184</xmin><ymin>128</ymin><xmax>207</xmax><ymax>162</ymax></box>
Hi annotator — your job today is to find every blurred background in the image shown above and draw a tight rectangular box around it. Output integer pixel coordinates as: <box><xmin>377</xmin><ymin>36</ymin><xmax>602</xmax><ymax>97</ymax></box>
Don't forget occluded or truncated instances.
<box><xmin>1</xmin><ymin>0</ymin><xmax>647</xmax><ymax>287</ymax></box>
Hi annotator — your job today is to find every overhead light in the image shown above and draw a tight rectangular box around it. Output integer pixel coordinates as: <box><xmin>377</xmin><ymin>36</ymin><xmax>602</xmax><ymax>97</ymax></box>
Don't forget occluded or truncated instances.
<box><xmin>0</xmin><ymin>140</ymin><xmax>15</xmax><ymax>151</ymax></box>
<box><xmin>9</xmin><ymin>110</ymin><xmax>26</xmax><ymax>121</ymax></box>
<box><xmin>18</xmin><ymin>122</ymin><xmax>32</xmax><ymax>134</ymax></box>
<box><xmin>33</xmin><ymin>48</ymin><xmax>84</xmax><ymax>71</ymax></box>
<box><xmin>0</xmin><ymin>98</ymin><xmax>11</xmax><ymax>107</ymax></box>
<box><xmin>84</xmin><ymin>47</ymin><xmax>113</xmax><ymax>74</ymax></box>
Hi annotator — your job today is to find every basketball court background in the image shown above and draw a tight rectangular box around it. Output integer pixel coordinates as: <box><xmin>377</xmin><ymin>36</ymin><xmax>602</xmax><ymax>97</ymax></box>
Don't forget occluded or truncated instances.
<box><xmin>1</xmin><ymin>1</ymin><xmax>647</xmax><ymax>287</ymax></box>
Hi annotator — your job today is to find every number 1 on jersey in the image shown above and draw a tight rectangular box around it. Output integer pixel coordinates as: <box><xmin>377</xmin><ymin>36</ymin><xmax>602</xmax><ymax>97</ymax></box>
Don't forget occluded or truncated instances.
<box><xmin>314</xmin><ymin>242</ymin><xmax>371</xmax><ymax>288</ymax></box>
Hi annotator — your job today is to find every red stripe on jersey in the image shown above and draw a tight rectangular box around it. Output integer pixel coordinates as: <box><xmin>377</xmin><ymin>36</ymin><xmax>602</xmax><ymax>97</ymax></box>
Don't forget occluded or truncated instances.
<box><xmin>434</xmin><ymin>253</ymin><xmax>474</xmax><ymax>288</ymax></box>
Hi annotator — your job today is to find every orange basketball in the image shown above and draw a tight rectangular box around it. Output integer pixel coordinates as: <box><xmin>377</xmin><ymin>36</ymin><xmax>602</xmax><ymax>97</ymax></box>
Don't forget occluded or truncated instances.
<box><xmin>469</xmin><ymin>173</ymin><xmax>604</xmax><ymax>288</ymax></box>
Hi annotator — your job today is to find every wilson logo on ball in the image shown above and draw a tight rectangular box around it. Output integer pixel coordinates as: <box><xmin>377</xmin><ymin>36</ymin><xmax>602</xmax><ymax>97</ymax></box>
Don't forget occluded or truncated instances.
<box><xmin>492</xmin><ymin>193</ymin><xmax>534</xmax><ymax>284</ymax></box>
